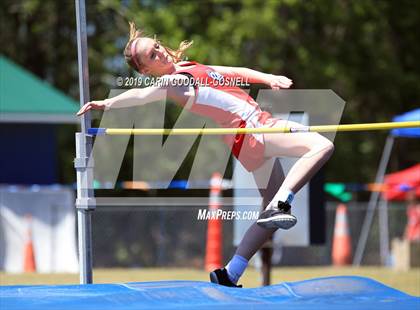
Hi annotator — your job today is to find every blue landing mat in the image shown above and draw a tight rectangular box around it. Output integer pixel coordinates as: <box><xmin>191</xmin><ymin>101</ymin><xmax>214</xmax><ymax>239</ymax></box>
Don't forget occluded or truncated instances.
<box><xmin>1</xmin><ymin>276</ymin><xmax>418</xmax><ymax>310</ymax></box>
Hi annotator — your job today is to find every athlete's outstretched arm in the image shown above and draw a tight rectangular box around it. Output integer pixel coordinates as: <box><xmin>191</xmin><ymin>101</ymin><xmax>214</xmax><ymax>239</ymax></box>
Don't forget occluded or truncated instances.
<box><xmin>209</xmin><ymin>65</ymin><xmax>293</xmax><ymax>89</ymax></box>
<box><xmin>77</xmin><ymin>75</ymin><xmax>192</xmax><ymax>115</ymax></box>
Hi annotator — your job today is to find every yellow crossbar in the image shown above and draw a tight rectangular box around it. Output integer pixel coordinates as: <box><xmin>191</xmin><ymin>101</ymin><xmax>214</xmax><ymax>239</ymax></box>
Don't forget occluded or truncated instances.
<box><xmin>89</xmin><ymin>121</ymin><xmax>420</xmax><ymax>136</ymax></box>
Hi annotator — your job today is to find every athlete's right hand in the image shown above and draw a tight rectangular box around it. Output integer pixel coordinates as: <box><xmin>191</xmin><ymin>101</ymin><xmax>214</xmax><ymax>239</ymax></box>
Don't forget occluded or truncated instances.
<box><xmin>77</xmin><ymin>100</ymin><xmax>107</xmax><ymax>116</ymax></box>
<box><xmin>268</xmin><ymin>75</ymin><xmax>293</xmax><ymax>90</ymax></box>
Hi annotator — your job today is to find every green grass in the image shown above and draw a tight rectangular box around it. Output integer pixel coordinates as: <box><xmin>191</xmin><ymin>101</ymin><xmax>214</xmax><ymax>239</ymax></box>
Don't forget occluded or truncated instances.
<box><xmin>1</xmin><ymin>267</ymin><xmax>419</xmax><ymax>296</ymax></box>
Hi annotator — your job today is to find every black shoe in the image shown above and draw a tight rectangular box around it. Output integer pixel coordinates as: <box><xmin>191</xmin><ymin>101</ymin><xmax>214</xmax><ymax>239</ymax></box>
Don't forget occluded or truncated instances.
<box><xmin>209</xmin><ymin>268</ymin><xmax>242</xmax><ymax>288</ymax></box>
<box><xmin>257</xmin><ymin>201</ymin><xmax>297</xmax><ymax>229</ymax></box>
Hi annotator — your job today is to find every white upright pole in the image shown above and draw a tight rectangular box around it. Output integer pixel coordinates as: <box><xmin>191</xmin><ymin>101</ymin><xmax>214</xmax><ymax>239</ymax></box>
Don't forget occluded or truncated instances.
<box><xmin>353</xmin><ymin>136</ymin><xmax>394</xmax><ymax>266</ymax></box>
<box><xmin>378</xmin><ymin>198</ymin><xmax>390</xmax><ymax>265</ymax></box>
<box><xmin>74</xmin><ymin>0</ymin><xmax>95</xmax><ymax>284</ymax></box>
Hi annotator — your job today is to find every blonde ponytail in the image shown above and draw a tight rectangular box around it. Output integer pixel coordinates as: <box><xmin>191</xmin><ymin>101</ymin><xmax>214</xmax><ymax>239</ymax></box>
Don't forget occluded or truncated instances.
<box><xmin>164</xmin><ymin>40</ymin><xmax>194</xmax><ymax>63</ymax></box>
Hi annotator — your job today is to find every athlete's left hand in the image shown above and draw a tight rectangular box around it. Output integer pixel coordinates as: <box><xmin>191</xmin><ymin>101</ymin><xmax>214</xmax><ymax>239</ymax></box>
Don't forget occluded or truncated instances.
<box><xmin>268</xmin><ymin>75</ymin><xmax>293</xmax><ymax>90</ymax></box>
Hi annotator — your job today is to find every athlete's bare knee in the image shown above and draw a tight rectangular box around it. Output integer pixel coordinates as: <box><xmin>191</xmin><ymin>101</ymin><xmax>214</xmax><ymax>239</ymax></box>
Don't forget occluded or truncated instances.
<box><xmin>317</xmin><ymin>139</ymin><xmax>334</xmax><ymax>159</ymax></box>
<box><xmin>323</xmin><ymin>141</ymin><xmax>334</xmax><ymax>158</ymax></box>
<box><xmin>306</xmin><ymin>135</ymin><xmax>334</xmax><ymax>158</ymax></box>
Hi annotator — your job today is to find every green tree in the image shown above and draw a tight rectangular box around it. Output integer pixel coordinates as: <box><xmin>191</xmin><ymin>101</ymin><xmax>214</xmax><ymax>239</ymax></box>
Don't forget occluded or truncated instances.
<box><xmin>1</xmin><ymin>0</ymin><xmax>419</xmax><ymax>185</ymax></box>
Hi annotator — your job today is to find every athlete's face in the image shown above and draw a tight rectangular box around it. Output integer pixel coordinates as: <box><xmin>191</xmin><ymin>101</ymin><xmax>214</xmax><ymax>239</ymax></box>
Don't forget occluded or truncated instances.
<box><xmin>137</xmin><ymin>38</ymin><xmax>174</xmax><ymax>76</ymax></box>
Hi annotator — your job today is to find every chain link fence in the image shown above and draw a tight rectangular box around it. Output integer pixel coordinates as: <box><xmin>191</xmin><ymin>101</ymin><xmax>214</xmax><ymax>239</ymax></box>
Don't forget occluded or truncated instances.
<box><xmin>87</xmin><ymin>201</ymin><xmax>408</xmax><ymax>268</ymax></box>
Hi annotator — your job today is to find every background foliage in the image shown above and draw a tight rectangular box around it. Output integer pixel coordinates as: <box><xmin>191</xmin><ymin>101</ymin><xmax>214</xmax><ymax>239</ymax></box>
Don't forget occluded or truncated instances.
<box><xmin>1</xmin><ymin>0</ymin><xmax>419</xmax><ymax>186</ymax></box>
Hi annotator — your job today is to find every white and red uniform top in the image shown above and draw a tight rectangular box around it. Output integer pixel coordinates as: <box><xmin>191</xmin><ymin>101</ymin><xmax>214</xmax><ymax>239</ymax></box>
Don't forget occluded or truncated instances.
<box><xmin>172</xmin><ymin>61</ymin><xmax>276</xmax><ymax>172</ymax></box>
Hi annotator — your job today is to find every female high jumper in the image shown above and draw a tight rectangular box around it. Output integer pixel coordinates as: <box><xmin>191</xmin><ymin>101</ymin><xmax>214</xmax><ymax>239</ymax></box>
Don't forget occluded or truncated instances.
<box><xmin>77</xmin><ymin>23</ymin><xmax>334</xmax><ymax>287</ymax></box>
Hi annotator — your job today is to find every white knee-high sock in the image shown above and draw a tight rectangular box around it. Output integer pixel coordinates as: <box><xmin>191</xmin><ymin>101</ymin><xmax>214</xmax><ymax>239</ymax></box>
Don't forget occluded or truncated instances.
<box><xmin>226</xmin><ymin>254</ymin><xmax>248</xmax><ymax>284</ymax></box>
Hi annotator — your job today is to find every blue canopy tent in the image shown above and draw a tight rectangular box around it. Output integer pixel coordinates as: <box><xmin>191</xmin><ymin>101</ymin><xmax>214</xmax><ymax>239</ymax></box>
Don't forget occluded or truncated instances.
<box><xmin>354</xmin><ymin>108</ymin><xmax>420</xmax><ymax>266</ymax></box>
<box><xmin>391</xmin><ymin>108</ymin><xmax>420</xmax><ymax>138</ymax></box>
